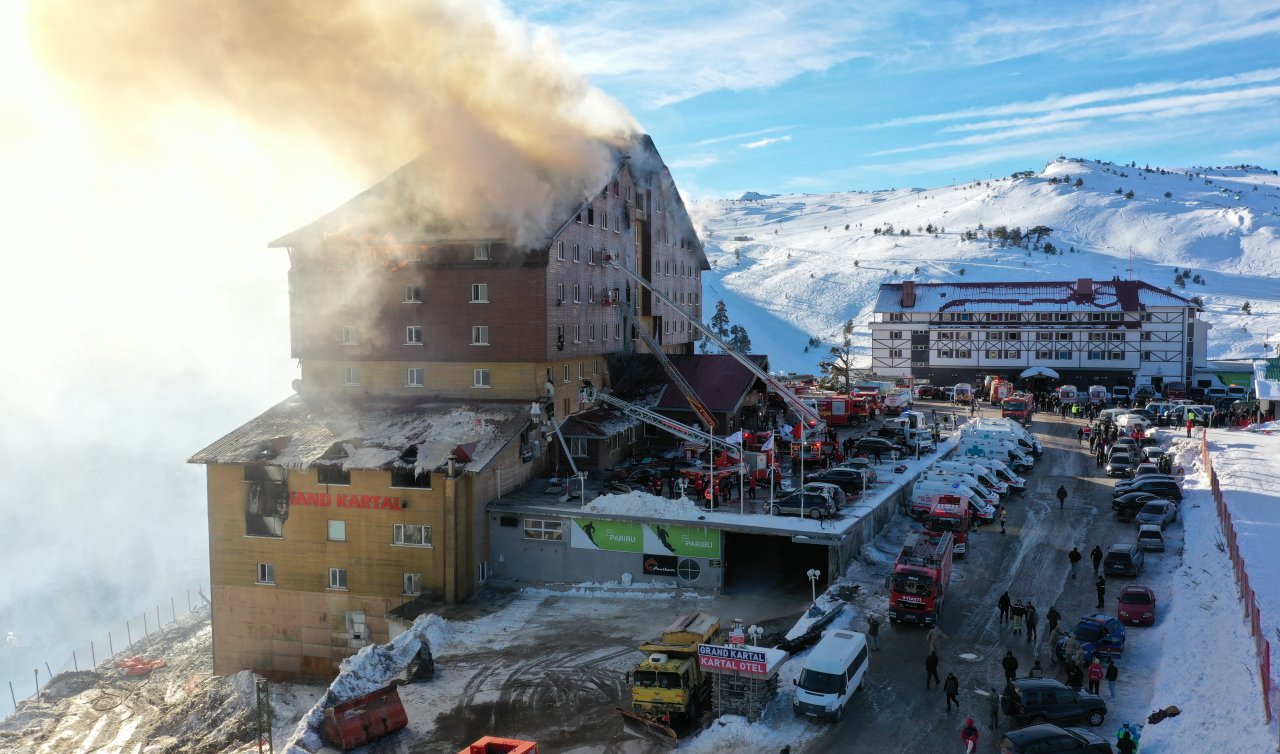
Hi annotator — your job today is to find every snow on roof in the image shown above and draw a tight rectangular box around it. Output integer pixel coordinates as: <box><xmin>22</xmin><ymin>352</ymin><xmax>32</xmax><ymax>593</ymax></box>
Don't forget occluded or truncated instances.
<box><xmin>875</xmin><ymin>280</ymin><xmax>1192</xmax><ymax>313</ymax></box>
<box><xmin>188</xmin><ymin>394</ymin><xmax>530</xmax><ymax>474</ymax></box>
<box><xmin>560</xmin><ymin>406</ymin><xmax>639</xmax><ymax>438</ymax></box>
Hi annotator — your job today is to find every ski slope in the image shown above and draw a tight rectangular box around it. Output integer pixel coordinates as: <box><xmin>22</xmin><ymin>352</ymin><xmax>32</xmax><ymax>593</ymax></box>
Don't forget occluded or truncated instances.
<box><xmin>691</xmin><ymin>158</ymin><xmax>1280</xmax><ymax>375</ymax></box>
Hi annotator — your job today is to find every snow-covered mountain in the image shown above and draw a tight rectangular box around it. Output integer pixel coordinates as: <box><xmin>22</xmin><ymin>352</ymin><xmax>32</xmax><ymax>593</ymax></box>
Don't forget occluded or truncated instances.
<box><xmin>691</xmin><ymin>157</ymin><xmax>1280</xmax><ymax>375</ymax></box>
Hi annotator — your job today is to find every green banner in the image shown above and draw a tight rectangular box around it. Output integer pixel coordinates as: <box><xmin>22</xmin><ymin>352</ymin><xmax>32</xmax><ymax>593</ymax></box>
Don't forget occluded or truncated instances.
<box><xmin>645</xmin><ymin>523</ymin><xmax>721</xmax><ymax>559</ymax></box>
<box><xmin>571</xmin><ymin>519</ymin><xmax>644</xmax><ymax>553</ymax></box>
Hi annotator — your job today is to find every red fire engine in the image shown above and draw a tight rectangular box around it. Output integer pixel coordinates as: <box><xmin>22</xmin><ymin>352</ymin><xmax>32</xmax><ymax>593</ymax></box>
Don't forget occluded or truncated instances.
<box><xmin>1001</xmin><ymin>394</ymin><xmax>1033</xmax><ymax>424</ymax></box>
<box><xmin>925</xmin><ymin>499</ymin><xmax>971</xmax><ymax>559</ymax></box>
<box><xmin>806</xmin><ymin>392</ymin><xmax>860</xmax><ymax>426</ymax></box>
<box><xmin>888</xmin><ymin>532</ymin><xmax>954</xmax><ymax>626</ymax></box>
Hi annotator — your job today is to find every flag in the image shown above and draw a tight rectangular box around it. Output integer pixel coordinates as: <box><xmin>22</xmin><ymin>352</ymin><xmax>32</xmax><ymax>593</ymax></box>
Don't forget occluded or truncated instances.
<box><xmin>792</xmin><ymin>421</ymin><xmax>804</xmax><ymax>441</ymax></box>
<box><xmin>724</xmin><ymin>430</ymin><xmax>744</xmax><ymax>446</ymax></box>
<box><xmin>761</xmin><ymin>433</ymin><xmax>775</xmax><ymax>452</ymax></box>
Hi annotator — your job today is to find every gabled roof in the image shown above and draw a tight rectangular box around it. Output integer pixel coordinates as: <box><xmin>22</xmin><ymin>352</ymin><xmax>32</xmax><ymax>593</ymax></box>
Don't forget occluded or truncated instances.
<box><xmin>188</xmin><ymin>394</ymin><xmax>530</xmax><ymax>474</ymax></box>
<box><xmin>654</xmin><ymin>354</ymin><xmax>768</xmax><ymax>414</ymax></box>
<box><xmin>875</xmin><ymin>280</ymin><xmax>1192</xmax><ymax>313</ymax></box>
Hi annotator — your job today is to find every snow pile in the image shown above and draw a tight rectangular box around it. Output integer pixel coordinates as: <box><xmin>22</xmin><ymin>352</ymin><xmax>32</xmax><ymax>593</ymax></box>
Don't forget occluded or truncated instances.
<box><xmin>283</xmin><ymin>613</ymin><xmax>444</xmax><ymax>753</ymax></box>
<box><xmin>1135</xmin><ymin>436</ymin><xmax>1275</xmax><ymax>751</ymax></box>
<box><xmin>583</xmin><ymin>489</ymin><xmax>705</xmax><ymax>518</ymax></box>
<box><xmin>681</xmin><ymin>713</ymin><xmax>809</xmax><ymax>754</ymax></box>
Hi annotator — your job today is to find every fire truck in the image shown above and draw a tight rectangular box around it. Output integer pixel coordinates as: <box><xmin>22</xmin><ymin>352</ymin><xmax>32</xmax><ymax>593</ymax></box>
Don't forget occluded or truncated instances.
<box><xmin>1001</xmin><ymin>394</ymin><xmax>1033</xmax><ymax>424</ymax></box>
<box><xmin>989</xmin><ymin>378</ymin><xmax>1013</xmax><ymax>404</ymax></box>
<box><xmin>852</xmin><ymin>388</ymin><xmax>882</xmax><ymax>416</ymax></box>
<box><xmin>805</xmin><ymin>392</ymin><xmax>860</xmax><ymax>426</ymax></box>
<box><xmin>888</xmin><ymin>532</ymin><xmax>954</xmax><ymax>626</ymax></box>
<box><xmin>925</xmin><ymin>499</ymin><xmax>971</xmax><ymax>558</ymax></box>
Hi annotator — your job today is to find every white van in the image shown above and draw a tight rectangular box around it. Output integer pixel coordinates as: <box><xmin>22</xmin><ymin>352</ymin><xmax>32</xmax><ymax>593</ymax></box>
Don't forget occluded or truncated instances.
<box><xmin>957</xmin><ymin>438</ymin><xmax>1033</xmax><ymax>471</ymax></box>
<box><xmin>933</xmin><ymin>461</ymin><xmax>1008</xmax><ymax>496</ymax></box>
<box><xmin>965</xmin><ymin>427</ymin><xmax>1040</xmax><ymax>459</ymax></box>
<box><xmin>974</xmin><ymin>418</ymin><xmax>1042</xmax><ymax>454</ymax></box>
<box><xmin>793</xmin><ymin>629</ymin><xmax>870</xmax><ymax>722</ymax></box>
<box><xmin>921</xmin><ymin>470</ymin><xmax>1002</xmax><ymax>506</ymax></box>
<box><xmin>953</xmin><ymin>383</ymin><xmax>974</xmax><ymax>404</ymax></box>
<box><xmin>912</xmin><ymin>480</ymin><xmax>997</xmax><ymax>522</ymax></box>
<box><xmin>1088</xmin><ymin>385</ymin><xmax>1109</xmax><ymax>403</ymax></box>
<box><xmin>968</xmin><ymin>456</ymin><xmax>1027</xmax><ymax>492</ymax></box>
<box><xmin>1058</xmin><ymin>385</ymin><xmax>1078</xmax><ymax>402</ymax></box>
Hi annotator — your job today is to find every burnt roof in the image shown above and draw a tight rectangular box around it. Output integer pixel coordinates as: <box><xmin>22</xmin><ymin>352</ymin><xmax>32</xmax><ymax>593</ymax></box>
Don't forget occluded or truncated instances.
<box><xmin>875</xmin><ymin>280</ymin><xmax>1192</xmax><ymax>313</ymax></box>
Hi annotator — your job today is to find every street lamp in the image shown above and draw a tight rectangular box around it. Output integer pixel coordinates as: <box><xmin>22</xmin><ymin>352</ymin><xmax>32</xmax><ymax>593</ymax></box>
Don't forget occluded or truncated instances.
<box><xmin>806</xmin><ymin>569</ymin><xmax>821</xmax><ymax>608</ymax></box>
<box><xmin>577</xmin><ymin>471</ymin><xmax>588</xmax><ymax>507</ymax></box>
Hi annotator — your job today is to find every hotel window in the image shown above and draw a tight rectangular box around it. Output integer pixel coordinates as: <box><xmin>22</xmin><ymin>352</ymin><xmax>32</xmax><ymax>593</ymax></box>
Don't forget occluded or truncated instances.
<box><xmin>1057</xmin><ymin>332</ymin><xmax>1072</xmax><ymax>341</ymax></box>
<box><xmin>473</xmin><ymin>243</ymin><xmax>491</xmax><ymax>261</ymax></box>
<box><xmin>556</xmin><ymin>283</ymin><xmax>564</xmax><ymax>303</ymax></box>
<box><xmin>589</xmin><ymin>247</ymin><xmax>596</xmax><ymax>265</ymax></box>
<box><xmin>1140</xmin><ymin>332</ymin><xmax>1152</xmax><ymax>341</ymax></box>
<box><xmin>602</xmin><ymin>321</ymin><xmax>609</xmax><ymax>339</ymax></box>
<box><xmin>889</xmin><ymin>349</ymin><xmax>903</xmax><ymax>358</ymax></box>
<box><xmin>1006</xmin><ymin>332</ymin><xmax>1021</xmax><ymax>340</ymax></box>
<box><xmin>406</xmin><ymin>326</ymin><xmax>423</xmax><ymax>345</ymax></box>
<box><xmin>343</xmin><ymin>367</ymin><xmax>360</xmax><ymax>386</ymax></box>
<box><xmin>615</xmin><ymin>323</ymin><xmax>622</xmax><ymax>340</ymax></box>
<box><xmin>403</xmin><ymin>573</ymin><xmax>422</xmax><ymax>595</ymax></box>
<box><xmin>390</xmin><ymin>467</ymin><xmax>431</xmax><ymax>488</ymax></box>
<box><xmin>523</xmin><ymin>518</ymin><xmax>563</xmax><ymax>541</ymax></box>
<box><xmin>589</xmin><ymin>285</ymin><xmax>595</xmax><ymax>303</ymax></box>
<box><xmin>614</xmin><ymin>216</ymin><xmax>621</xmax><ymax>234</ymax></box>
<box><xmin>1057</xmin><ymin>350</ymin><xmax>1071</xmax><ymax>360</ymax></box>
<box><xmin>341</xmin><ymin>326</ymin><xmax>359</xmax><ymax>345</ymax></box>
<box><xmin>1109</xmin><ymin>350</ymin><xmax>1125</xmax><ymax>360</ymax></box>
<box><xmin>573</xmin><ymin>243</ymin><xmax>581</xmax><ymax>262</ymax></box>
<box><xmin>602</xmin><ymin>213</ymin><xmax>609</xmax><ymax>230</ymax></box>
<box><xmin>1036</xmin><ymin>332</ymin><xmax>1053</xmax><ymax>341</ymax></box>
<box><xmin>478</xmin><ymin>560</ymin><xmax>489</xmax><ymax>584</ymax></box>
<box><xmin>556</xmin><ymin>241</ymin><xmax>564</xmax><ymax>260</ymax></box>
<box><xmin>1142</xmin><ymin>351</ymin><xmax>1152</xmax><ymax>361</ymax></box>
<box><xmin>327</xmin><ymin>521</ymin><xmax>346</xmax><ymax>541</ymax></box>
<box><xmin>1037</xmin><ymin>350</ymin><xmax>1053</xmax><ymax>360</ymax></box>
<box><xmin>986</xmin><ymin>349</ymin><xmax>1001</xmax><ymax>359</ymax></box>
<box><xmin>256</xmin><ymin>563</ymin><xmax>275</xmax><ymax>585</ymax></box>
<box><xmin>471</xmin><ymin>283</ymin><xmax>488</xmax><ymax>303</ymax></box>
<box><xmin>578</xmin><ymin>362</ymin><xmax>585</xmax><ymax>379</ymax></box>
<box><xmin>328</xmin><ymin>568</ymin><xmax>348</xmax><ymax>590</ymax></box>
<box><xmin>1109</xmin><ymin>313</ymin><xmax>1123</xmax><ymax>321</ymax></box>
<box><xmin>573</xmin><ymin>284</ymin><xmax>580</xmax><ymax>303</ymax></box>
<box><xmin>393</xmin><ymin>523</ymin><xmax>432</xmax><ymax>547</ymax></box>
<box><xmin>473</xmin><ymin>368</ymin><xmax>490</xmax><ymax>388</ymax></box>
<box><xmin>563</xmin><ymin>364</ymin><xmax>570</xmax><ymax>383</ymax></box>
<box><xmin>573</xmin><ymin>324</ymin><xmax>581</xmax><ymax>342</ymax></box>
<box><xmin>587</xmin><ymin>208</ymin><xmax>595</xmax><ymax>226</ymax></box>
<box><xmin>406</xmin><ymin>368</ymin><xmax>424</xmax><ymax>387</ymax></box>
<box><xmin>589</xmin><ymin>324</ymin><xmax>596</xmax><ymax>342</ymax></box>
<box><xmin>887</xmin><ymin>313</ymin><xmax>905</xmax><ymax>322</ymax></box>
<box><xmin>889</xmin><ymin>330</ymin><xmax>903</xmax><ymax>339</ymax></box>
<box><xmin>471</xmin><ymin>326</ymin><xmax>489</xmax><ymax>345</ymax></box>
<box><xmin>956</xmin><ymin>349</ymin><xmax>972</xmax><ymax>359</ymax></box>
<box><xmin>569</xmin><ymin>438</ymin><xmax>588</xmax><ymax>457</ymax></box>
<box><xmin>317</xmin><ymin>464</ymin><xmax>350</xmax><ymax>486</ymax></box>
<box><xmin>1089</xmin><ymin>313</ymin><xmax>1105</xmax><ymax>322</ymax></box>
<box><xmin>1110</xmin><ymin>332</ymin><xmax>1125</xmax><ymax>341</ymax></box>
<box><xmin>1088</xmin><ymin>350</ymin><xmax>1105</xmax><ymax>361</ymax></box>
<box><xmin>940</xmin><ymin>349</ymin><xmax>954</xmax><ymax>358</ymax></box>
<box><xmin>1089</xmin><ymin>333</ymin><xmax>1107</xmax><ymax>342</ymax></box>
<box><xmin>1036</xmin><ymin>313</ymin><xmax>1053</xmax><ymax>322</ymax></box>
<box><xmin>1057</xmin><ymin>313</ymin><xmax>1072</xmax><ymax>322</ymax></box>
<box><xmin>404</xmin><ymin>285</ymin><xmax>422</xmax><ymax>303</ymax></box>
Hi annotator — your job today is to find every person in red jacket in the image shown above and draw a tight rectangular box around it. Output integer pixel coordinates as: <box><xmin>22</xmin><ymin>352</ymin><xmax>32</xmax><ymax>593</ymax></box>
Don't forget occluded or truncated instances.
<box><xmin>1087</xmin><ymin>657</ymin><xmax>1105</xmax><ymax>694</ymax></box>
<box><xmin>961</xmin><ymin>718</ymin><xmax>979</xmax><ymax>752</ymax></box>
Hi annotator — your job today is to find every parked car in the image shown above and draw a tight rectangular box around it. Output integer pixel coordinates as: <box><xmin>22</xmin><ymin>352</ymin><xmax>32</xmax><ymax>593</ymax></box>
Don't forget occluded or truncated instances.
<box><xmin>1111</xmin><ymin>437</ymin><xmax>1139</xmax><ymax>453</ymax></box>
<box><xmin>1103</xmin><ymin>543</ymin><xmax>1145</xmax><ymax>577</ymax></box>
<box><xmin>803</xmin><ymin>467</ymin><xmax>870</xmax><ymax>495</ymax></box>
<box><xmin>1114</xmin><ymin>474</ymin><xmax>1179</xmax><ymax>493</ymax></box>
<box><xmin>1105</xmin><ymin>452</ymin><xmax>1135</xmax><ymax>478</ymax></box>
<box><xmin>772</xmin><ymin>490</ymin><xmax>840</xmax><ymax>519</ymax></box>
<box><xmin>1112</xmin><ymin>478</ymin><xmax>1182</xmax><ymax>501</ymax></box>
<box><xmin>1117</xmin><ymin>585</ymin><xmax>1157</xmax><ymax>626</ymax></box>
<box><xmin>851</xmin><ymin>437</ymin><xmax>907</xmax><ymax>458</ymax></box>
<box><xmin>1054</xmin><ymin>615</ymin><xmax>1127</xmax><ymax>662</ymax></box>
<box><xmin>838</xmin><ymin>457</ymin><xmax>878</xmax><ymax>484</ymax></box>
<box><xmin>1136</xmin><ymin>524</ymin><xmax>1166</xmax><ymax>551</ymax></box>
<box><xmin>1131</xmin><ymin>462</ymin><xmax>1162</xmax><ymax>478</ymax></box>
<box><xmin>1141</xmin><ymin>447</ymin><xmax>1167</xmax><ymax>464</ymax></box>
<box><xmin>999</xmin><ymin>723</ymin><xmax>1114</xmax><ymax>754</ymax></box>
<box><xmin>605</xmin><ymin>466</ymin><xmax>663</xmax><ymax>486</ymax></box>
<box><xmin>1133</xmin><ymin>500</ymin><xmax>1178</xmax><ymax>528</ymax></box>
<box><xmin>1000</xmin><ymin>678</ymin><xmax>1108</xmax><ymax>727</ymax></box>
<box><xmin>1113</xmin><ymin>492</ymin><xmax>1171</xmax><ymax>522</ymax></box>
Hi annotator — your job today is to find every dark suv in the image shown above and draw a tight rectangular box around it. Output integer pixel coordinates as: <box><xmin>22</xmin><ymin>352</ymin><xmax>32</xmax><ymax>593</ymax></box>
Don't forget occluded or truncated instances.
<box><xmin>1001</xmin><ymin>678</ymin><xmax>1108</xmax><ymax>727</ymax></box>
<box><xmin>1103</xmin><ymin>543</ymin><xmax>1145</xmax><ymax>577</ymax></box>
<box><xmin>999</xmin><ymin>723</ymin><xmax>1113</xmax><ymax>753</ymax></box>
<box><xmin>1111</xmin><ymin>478</ymin><xmax>1182</xmax><ymax>502</ymax></box>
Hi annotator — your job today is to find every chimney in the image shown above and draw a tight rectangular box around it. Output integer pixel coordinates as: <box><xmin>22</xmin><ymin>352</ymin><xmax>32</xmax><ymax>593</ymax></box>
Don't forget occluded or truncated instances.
<box><xmin>1075</xmin><ymin>277</ymin><xmax>1093</xmax><ymax>299</ymax></box>
<box><xmin>901</xmin><ymin>281</ymin><xmax>916</xmax><ymax>308</ymax></box>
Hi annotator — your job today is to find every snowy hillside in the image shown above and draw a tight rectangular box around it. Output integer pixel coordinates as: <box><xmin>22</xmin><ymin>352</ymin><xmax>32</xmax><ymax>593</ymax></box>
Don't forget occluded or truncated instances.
<box><xmin>691</xmin><ymin>158</ymin><xmax>1280</xmax><ymax>374</ymax></box>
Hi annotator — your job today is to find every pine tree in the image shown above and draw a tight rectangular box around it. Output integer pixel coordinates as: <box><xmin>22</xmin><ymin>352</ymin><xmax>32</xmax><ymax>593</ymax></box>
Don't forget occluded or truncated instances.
<box><xmin>818</xmin><ymin>319</ymin><xmax>857</xmax><ymax>393</ymax></box>
<box><xmin>728</xmin><ymin>324</ymin><xmax>752</xmax><ymax>353</ymax></box>
<box><xmin>710</xmin><ymin>300</ymin><xmax>731</xmax><ymax>341</ymax></box>
<box><xmin>1242</xmin><ymin>301</ymin><xmax>1252</xmax><ymax>315</ymax></box>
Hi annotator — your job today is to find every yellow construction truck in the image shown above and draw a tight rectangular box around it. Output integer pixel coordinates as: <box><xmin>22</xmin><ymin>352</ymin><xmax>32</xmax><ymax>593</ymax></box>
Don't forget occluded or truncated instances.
<box><xmin>618</xmin><ymin>612</ymin><xmax>721</xmax><ymax>745</ymax></box>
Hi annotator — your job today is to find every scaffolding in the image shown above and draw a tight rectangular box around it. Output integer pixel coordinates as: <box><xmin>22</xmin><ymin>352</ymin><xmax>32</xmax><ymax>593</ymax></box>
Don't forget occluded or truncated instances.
<box><xmin>708</xmin><ymin>669</ymin><xmax>778</xmax><ymax>722</ymax></box>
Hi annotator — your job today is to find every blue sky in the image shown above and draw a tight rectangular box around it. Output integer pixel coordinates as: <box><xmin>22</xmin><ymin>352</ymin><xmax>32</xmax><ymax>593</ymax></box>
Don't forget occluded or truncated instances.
<box><xmin>516</xmin><ymin>0</ymin><xmax>1280</xmax><ymax>197</ymax></box>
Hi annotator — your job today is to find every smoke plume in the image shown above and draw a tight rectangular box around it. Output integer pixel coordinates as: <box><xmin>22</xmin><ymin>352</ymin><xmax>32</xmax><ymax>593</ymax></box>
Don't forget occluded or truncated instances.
<box><xmin>28</xmin><ymin>0</ymin><xmax>640</xmax><ymax>247</ymax></box>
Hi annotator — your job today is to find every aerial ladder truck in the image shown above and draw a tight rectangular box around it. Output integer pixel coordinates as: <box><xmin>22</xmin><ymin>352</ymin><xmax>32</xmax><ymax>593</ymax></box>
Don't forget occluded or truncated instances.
<box><xmin>602</xmin><ymin>255</ymin><xmax>826</xmax><ymax>438</ymax></box>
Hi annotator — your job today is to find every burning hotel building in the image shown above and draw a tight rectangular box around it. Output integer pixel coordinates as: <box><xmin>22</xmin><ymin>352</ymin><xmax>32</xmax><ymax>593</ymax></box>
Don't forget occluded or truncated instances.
<box><xmin>190</xmin><ymin>135</ymin><xmax>707</xmax><ymax>680</ymax></box>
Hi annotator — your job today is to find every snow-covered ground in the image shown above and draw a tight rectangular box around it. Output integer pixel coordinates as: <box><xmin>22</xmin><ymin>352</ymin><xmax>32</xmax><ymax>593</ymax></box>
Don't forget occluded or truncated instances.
<box><xmin>690</xmin><ymin>159</ymin><xmax>1280</xmax><ymax>374</ymax></box>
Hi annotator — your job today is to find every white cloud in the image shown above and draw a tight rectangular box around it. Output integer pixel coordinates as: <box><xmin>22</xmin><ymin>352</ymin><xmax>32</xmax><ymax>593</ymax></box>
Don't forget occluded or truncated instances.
<box><xmin>743</xmin><ymin>135</ymin><xmax>792</xmax><ymax>150</ymax></box>
<box><xmin>689</xmin><ymin>126</ymin><xmax>792</xmax><ymax>148</ymax></box>
<box><xmin>668</xmin><ymin>153</ymin><xmax>720</xmax><ymax>169</ymax></box>
<box><xmin>868</xmin><ymin>123</ymin><xmax>1080</xmax><ymax>157</ymax></box>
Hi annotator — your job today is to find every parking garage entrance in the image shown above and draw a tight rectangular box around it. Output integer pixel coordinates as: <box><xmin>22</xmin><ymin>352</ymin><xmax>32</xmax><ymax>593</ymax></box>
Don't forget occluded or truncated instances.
<box><xmin>722</xmin><ymin>530</ymin><xmax>831</xmax><ymax>596</ymax></box>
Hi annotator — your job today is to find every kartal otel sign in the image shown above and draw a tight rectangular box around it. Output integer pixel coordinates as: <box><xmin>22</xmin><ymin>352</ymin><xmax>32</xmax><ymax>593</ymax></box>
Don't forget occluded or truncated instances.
<box><xmin>289</xmin><ymin>491</ymin><xmax>404</xmax><ymax>510</ymax></box>
<box><xmin>697</xmin><ymin>644</ymin><xmax>770</xmax><ymax>676</ymax></box>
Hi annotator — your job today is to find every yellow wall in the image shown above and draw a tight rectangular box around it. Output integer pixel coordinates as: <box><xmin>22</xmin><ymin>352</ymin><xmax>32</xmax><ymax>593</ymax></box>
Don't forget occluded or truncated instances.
<box><xmin>205</xmin><ymin>462</ymin><xmax>481</xmax><ymax>680</ymax></box>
